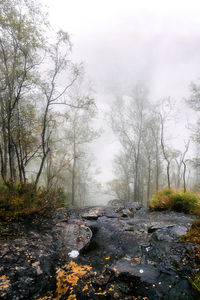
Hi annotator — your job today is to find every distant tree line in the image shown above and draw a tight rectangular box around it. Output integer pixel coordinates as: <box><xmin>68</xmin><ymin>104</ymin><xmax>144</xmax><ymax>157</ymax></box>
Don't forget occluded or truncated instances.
<box><xmin>107</xmin><ymin>83</ymin><xmax>200</xmax><ymax>205</ymax></box>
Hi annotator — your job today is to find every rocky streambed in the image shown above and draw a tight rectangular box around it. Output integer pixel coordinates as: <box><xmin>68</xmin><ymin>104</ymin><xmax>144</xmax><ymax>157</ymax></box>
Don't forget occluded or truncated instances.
<box><xmin>0</xmin><ymin>204</ymin><xmax>199</xmax><ymax>299</ymax></box>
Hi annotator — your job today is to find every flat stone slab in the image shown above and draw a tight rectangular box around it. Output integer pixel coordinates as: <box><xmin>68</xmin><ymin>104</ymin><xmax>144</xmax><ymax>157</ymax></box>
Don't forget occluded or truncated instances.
<box><xmin>170</xmin><ymin>225</ymin><xmax>188</xmax><ymax>236</ymax></box>
<box><xmin>82</xmin><ymin>208</ymin><xmax>104</xmax><ymax>220</ymax></box>
<box><xmin>148</xmin><ymin>222</ymin><xmax>176</xmax><ymax>232</ymax></box>
<box><xmin>82</xmin><ymin>213</ymin><xmax>99</xmax><ymax>220</ymax></box>
<box><xmin>55</xmin><ymin>223</ymin><xmax>92</xmax><ymax>252</ymax></box>
<box><xmin>111</xmin><ymin>259</ymin><xmax>160</xmax><ymax>284</ymax></box>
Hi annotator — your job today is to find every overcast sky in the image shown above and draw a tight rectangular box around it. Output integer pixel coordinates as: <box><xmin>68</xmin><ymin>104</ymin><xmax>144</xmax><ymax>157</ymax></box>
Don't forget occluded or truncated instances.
<box><xmin>41</xmin><ymin>0</ymin><xmax>200</xmax><ymax>184</ymax></box>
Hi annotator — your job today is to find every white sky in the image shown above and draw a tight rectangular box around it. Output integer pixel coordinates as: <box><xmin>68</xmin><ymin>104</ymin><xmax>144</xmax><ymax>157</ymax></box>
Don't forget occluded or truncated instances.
<box><xmin>41</xmin><ymin>0</ymin><xmax>200</xmax><ymax>184</ymax></box>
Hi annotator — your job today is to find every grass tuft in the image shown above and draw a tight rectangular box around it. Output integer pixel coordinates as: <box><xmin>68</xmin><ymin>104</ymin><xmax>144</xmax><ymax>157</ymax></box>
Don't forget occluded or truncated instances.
<box><xmin>150</xmin><ymin>188</ymin><xmax>200</xmax><ymax>215</ymax></box>
<box><xmin>189</xmin><ymin>272</ymin><xmax>200</xmax><ymax>293</ymax></box>
<box><xmin>149</xmin><ymin>188</ymin><xmax>174</xmax><ymax>211</ymax></box>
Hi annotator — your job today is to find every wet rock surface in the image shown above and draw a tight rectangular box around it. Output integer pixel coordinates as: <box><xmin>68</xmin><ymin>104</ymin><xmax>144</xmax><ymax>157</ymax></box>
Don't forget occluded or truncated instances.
<box><xmin>0</xmin><ymin>204</ymin><xmax>199</xmax><ymax>299</ymax></box>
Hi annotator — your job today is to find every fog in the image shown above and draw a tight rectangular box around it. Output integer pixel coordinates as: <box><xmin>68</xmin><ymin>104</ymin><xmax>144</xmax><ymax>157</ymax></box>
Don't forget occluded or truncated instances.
<box><xmin>41</xmin><ymin>0</ymin><xmax>200</xmax><ymax>188</ymax></box>
<box><xmin>42</xmin><ymin>0</ymin><xmax>200</xmax><ymax>96</ymax></box>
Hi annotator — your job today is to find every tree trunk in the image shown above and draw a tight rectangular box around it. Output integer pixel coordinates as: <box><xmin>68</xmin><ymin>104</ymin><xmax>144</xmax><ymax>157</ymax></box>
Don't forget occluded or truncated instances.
<box><xmin>34</xmin><ymin>104</ymin><xmax>50</xmax><ymax>189</ymax></box>
<box><xmin>134</xmin><ymin>160</ymin><xmax>139</xmax><ymax>202</ymax></box>
<box><xmin>160</xmin><ymin>114</ymin><xmax>171</xmax><ymax>189</ymax></box>
<box><xmin>183</xmin><ymin>161</ymin><xmax>187</xmax><ymax>193</ymax></box>
<box><xmin>166</xmin><ymin>161</ymin><xmax>171</xmax><ymax>189</ymax></box>
<box><xmin>71</xmin><ymin>156</ymin><xmax>76</xmax><ymax>205</ymax></box>
<box><xmin>151</xmin><ymin>126</ymin><xmax>160</xmax><ymax>191</ymax></box>
<box><xmin>155</xmin><ymin>147</ymin><xmax>160</xmax><ymax>191</ymax></box>
<box><xmin>147</xmin><ymin>158</ymin><xmax>151</xmax><ymax>205</ymax></box>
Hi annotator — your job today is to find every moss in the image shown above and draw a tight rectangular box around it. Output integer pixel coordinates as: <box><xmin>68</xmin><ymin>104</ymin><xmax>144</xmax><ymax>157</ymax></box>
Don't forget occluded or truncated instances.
<box><xmin>189</xmin><ymin>272</ymin><xmax>200</xmax><ymax>293</ymax></box>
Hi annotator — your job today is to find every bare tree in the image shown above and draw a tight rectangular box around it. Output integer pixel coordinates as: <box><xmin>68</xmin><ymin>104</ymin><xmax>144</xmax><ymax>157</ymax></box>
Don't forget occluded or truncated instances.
<box><xmin>182</xmin><ymin>141</ymin><xmax>190</xmax><ymax>192</ymax></box>
<box><xmin>149</xmin><ymin>116</ymin><xmax>161</xmax><ymax>191</ymax></box>
<box><xmin>33</xmin><ymin>30</ymin><xmax>81</xmax><ymax>189</ymax></box>
<box><xmin>158</xmin><ymin>98</ymin><xmax>175</xmax><ymax>189</ymax></box>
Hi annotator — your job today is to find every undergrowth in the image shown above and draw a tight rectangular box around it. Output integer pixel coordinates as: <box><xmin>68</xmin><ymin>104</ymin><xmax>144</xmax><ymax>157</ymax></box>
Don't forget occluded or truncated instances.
<box><xmin>181</xmin><ymin>218</ymin><xmax>200</xmax><ymax>294</ymax></box>
<box><xmin>150</xmin><ymin>188</ymin><xmax>200</xmax><ymax>215</ymax></box>
<box><xmin>0</xmin><ymin>181</ymin><xmax>67</xmax><ymax>220</ymax></box>
<box><xmin>181</xmin><ymin>218</ymin><xmax>200</xmax><ymax>243</ymax></box>
<box><xmin>189</xmin><ymin>272</ymin><xmax>200</xmax><ymax>293</ymax></box>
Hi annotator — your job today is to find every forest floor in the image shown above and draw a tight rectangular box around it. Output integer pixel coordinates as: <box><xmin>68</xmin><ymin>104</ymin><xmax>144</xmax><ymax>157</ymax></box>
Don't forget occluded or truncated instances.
<box><xmin>0</xmin><ymin>204</ymin><xmax>200</xmax><ymax>299</ymax></box>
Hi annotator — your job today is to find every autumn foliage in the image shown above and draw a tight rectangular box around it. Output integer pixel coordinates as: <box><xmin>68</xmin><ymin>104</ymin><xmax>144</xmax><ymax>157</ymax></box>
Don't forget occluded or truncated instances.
<box><xmin>0</xmin><ymin>181</ymin><xmax>66</xmax><ymax>219</ymax></box>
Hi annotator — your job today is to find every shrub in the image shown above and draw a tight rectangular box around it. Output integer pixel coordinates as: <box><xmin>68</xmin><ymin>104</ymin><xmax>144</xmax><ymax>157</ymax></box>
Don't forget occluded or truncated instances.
<box><xmin>193</xmin><ymin>203</ymin><xmax>200</xmax><ymax>216</ymax></box>
<box><xmin>171</xmin><ymin>191</ymin><xmax>199</xmax><ymax>214</ymax></box>
<box><xmin>150</xmin><ymin>188</ymin><xmax>200</xmax><ymax>214</ymax></box>
<box><xmin>193</xmin><ymin>218</ymin><xmax>200</xmax><ymax>228</ymax></box>
<box><xmin>37</xmin><ymin>187</ymin><xmax>67</xmax><ymax>211</ymax></box>
<box><xmin>150</xmin><ymin>188</ymin><xmax>175</xmax><ymax>211</ymax></box>
<box><xmin>0</xmin><ymin>181</ymin><xmax>67</xmax><ymax>219</ymax></box>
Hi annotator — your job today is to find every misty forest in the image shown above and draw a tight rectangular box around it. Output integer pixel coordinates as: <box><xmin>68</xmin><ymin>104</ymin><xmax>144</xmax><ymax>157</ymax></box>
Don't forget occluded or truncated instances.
<box><xmin>1</xmin><ymin>1</ymin><xmax>200</xmax><ymax>299</ymax></box>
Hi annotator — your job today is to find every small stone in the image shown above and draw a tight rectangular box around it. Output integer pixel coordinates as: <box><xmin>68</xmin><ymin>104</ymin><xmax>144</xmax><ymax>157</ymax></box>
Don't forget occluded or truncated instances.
<box><xmin>32</xmin><ymin>262</ymin><xmax>43</xmax><ymax>275</ymax></box>
<box><xmin>68</xmin><ymin>250</ymin><xmax>79</xmax><ymax>258</ymax></box>
<box><xmin>114</xmin><ymin>292</ymin><xmax>119</xmax><ymax>299</ymax></box>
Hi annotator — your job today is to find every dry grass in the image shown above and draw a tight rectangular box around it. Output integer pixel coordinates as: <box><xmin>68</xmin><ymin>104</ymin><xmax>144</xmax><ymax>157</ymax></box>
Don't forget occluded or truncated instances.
<box><xmin>0</xmin><ymin>182</ymin><xmax>67</xmax><ymax>220</ymax></box>
<box><xmin>150</xmin><ymin>188</ymin><xmax>200</xmax><ymax>215</ymax></box>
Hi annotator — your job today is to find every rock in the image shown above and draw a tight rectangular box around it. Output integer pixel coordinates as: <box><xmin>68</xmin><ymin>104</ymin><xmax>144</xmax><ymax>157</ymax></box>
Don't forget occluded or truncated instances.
<box><xmin>82</xmin><ymin>208</ymin><xmax>103</xmax><ymax>220</ymax></box>
<box><xmin>68</xmin><ymin>250</ymin><xmax>79</xmax><ymax>258</ymax></box>
<box><xmin>121</xmin><ymin>208</ymin><xmax>134</xmax><ymax>218</ymax></box>
<box><xmin>148</xmin><ymin>222</ymin><xmax>176</xmax><ymax>233</ymax></box>
<box><xmin>170</xmin><ymin>225</ymin><xmax>188</xmax><ymax>236</ymax></box>
<box><xmin>53</xmin><ymin>222</ymin><xmax>92</xmax><ymax>252</ymax></box>
<box><xmin>32</xmin><ymin>261</ymin><xmax>43</xmax><ymax>275</ymax></box>
<box><xmin>0</xmin><ymin>205</ymin><xmax>198</xmax><ymax>299</ymax></box>
<box><xmin>124</xmin><ymin>202</ymin><xmax>143</xmax><ymax>211</ymax></box>
<box><xmin>82</xmin><ymin>213</ymin><xmax>99</xmax><ymax>220</ymax></box>
<box><xmin>108</xmin><ymin>199</ymin><xmax>123</xmax><ymax>205</ymax></box>
<box><xmin>134</xmin><ymin>206</ymin><xmax>149</xmax><ymax>217</ymax></box>
<box><xmin>111</xmin><ymin>259</ymin><xmax>160</xmax><ymax>284</ymax></box>
<box><xmin>148</xmin><ymin>222</ymin><xmax>189</xmax><ymax>237</ymax></box>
